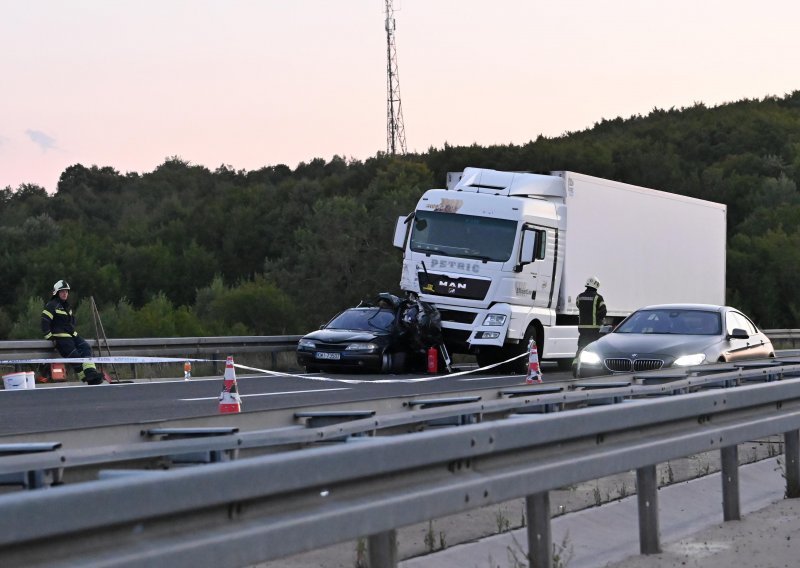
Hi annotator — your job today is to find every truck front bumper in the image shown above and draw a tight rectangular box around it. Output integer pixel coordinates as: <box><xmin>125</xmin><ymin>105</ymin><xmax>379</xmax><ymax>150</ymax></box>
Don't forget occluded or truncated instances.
<box><xmin>439</xmin><ymin>304</ymin><xmax>513</xmax><ymax>349</ymax></box>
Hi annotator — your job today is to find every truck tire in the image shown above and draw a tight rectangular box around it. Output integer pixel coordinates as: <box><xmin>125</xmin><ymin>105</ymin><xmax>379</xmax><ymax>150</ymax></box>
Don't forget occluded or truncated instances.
<box><xmin>503</xmin><ymin>326</ymin><xmax>538</xmax><ymax>375</ymax></box>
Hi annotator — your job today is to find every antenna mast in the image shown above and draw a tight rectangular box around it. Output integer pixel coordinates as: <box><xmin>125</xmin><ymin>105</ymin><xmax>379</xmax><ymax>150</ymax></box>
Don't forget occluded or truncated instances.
<box><xmin>385</xmin><ymin>0</ymin><xmax>407</xmax><ymax>155</ymax></box>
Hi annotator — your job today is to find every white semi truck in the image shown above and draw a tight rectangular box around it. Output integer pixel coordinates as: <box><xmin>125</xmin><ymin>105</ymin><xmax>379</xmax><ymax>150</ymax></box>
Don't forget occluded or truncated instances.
<box><xmin>392</xmin><ymin>167</ymin><xmax>727</xmax><ymax>372</ymax></box>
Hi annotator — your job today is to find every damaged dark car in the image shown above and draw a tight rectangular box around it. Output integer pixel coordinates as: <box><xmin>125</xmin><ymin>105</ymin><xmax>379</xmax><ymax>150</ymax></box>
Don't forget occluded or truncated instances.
<box><xmin>296</xmin><ymin>293</ymin><xmax>443</xmax><ymax>374</ymax></box>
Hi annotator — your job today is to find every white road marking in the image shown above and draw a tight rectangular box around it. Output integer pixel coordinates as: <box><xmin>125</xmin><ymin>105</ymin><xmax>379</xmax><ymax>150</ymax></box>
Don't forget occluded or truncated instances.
<box><xmin>458</xmin><ymin>375</ymin><xmax>517</xmax><ymax>381</ymax></box>
<box><xmin>180</xmin><ymin>387</ymin><xmax>351</xmax><ymax>401</ymax></box>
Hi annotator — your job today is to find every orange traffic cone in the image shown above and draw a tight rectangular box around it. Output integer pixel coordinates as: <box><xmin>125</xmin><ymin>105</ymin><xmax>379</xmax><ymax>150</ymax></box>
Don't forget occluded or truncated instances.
<box><xmin>218</xmin><ymin>356</ymin><xmax>242</xmax><ymax>414</ymax></box>
<box><xmin>525</xmin><ymin>340</ymin><xmax>543</xmax><ymax>384</ymax></box>
<box><xmin>183</xmin><ymin>361</ymin><xmax>192</xmax><ymax>381</ymax></box>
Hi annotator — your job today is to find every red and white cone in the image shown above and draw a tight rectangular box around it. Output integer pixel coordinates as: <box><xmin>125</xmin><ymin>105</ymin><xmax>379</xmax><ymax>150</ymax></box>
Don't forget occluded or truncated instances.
<box><xmin>525</xmin><ymin>340</ymin><xmax>543</xmax><ymax>384</ymax></box>
<box><xmin>218</xmin><ymin>356</ymin><xmax>242</xmax><ymax>414</ymax></box>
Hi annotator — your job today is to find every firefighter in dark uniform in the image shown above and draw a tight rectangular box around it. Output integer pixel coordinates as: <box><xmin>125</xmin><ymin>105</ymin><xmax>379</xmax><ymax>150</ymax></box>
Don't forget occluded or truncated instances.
<box><xmin>577</xmin><ymin>276</ymin><xmax>607</xmax><ymax>352</ymax></box>
<box><xmin>41</xmin><ymin>280</ymin><xmax>105</xmax><ymax>385</ymax></box>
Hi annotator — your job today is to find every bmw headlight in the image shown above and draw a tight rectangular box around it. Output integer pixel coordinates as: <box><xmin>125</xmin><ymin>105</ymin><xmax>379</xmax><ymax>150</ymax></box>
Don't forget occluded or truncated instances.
<box><xmin>674</xmin><ymin>353</ymin><xmax>706</xmax><ymax>366</ymax></box>
<box><xmin>578</xmin><ymin>350</ymin><xmax>601</xmax><ymax>365</ymax></box>
<box><xmin>483</xmin><ymin>314</ymin><xmax>507</xmax><ymax>326</ymax></box>
<box><xmin>346</xmin><ymin>343</ymin><xmax>379</xmax><ymax>351</ymax></box>
<box><xmin>298</xmin><ymin>339</ymin><xmax>316</xmax><ymax>349</ymax></box>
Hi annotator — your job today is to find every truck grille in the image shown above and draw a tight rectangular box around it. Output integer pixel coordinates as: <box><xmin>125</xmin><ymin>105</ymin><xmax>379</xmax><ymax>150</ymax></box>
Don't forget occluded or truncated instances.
<box><xmin>438</xmin><ymin>309</ymin><xmax>478</xmax><ymax>325</ymax></box>
<box><xmin>442</xmin><ymin>329</ymin><xmax>472</xmax><ymax>346</ymax></box>
<box><xmin>604</xmin><ymin>358</ymin><xmax>664</xmax><ymax>372</ymax></box>
<box><xmin>418</xmin><ymin>272</ymin><xmax>490</xmax><ymax>301</ymax></box>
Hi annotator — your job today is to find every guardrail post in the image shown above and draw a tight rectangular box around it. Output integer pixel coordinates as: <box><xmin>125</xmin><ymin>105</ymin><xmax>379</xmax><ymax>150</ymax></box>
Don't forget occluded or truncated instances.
<box><xmin>785</xmin><ymin>430</ymin><xmax>800</xmax><ymax>498</ymax></box>
<box><xmin>526</xmin><ymin>491</ymin><xmax>552</xmax><ymax>568</ymax></box>
<box><xmin>368</xmin><ymin>529</ymin><xmax>397</xmax><ymax>568</ymax></box>
<box><xmin>720</xmin><ymin>445</ymin><xmax>740</xmax><ymax>520</ymax></box>
<box><xmin>636</xmin><ymin>465</ymin><xmax>660</xmax><ymax>554</ymax></box>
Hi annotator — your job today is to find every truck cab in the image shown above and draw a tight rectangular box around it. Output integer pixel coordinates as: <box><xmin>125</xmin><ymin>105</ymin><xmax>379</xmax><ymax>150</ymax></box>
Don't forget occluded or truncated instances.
<box><xmin>393</xmin><ymin>169</ymin><xmax>568</xmax><ymax>371</ymax></box>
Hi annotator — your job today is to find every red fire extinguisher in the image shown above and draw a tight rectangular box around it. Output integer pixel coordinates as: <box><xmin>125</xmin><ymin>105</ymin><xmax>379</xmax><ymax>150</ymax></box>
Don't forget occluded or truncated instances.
<box><xmin>427</xmin><ymin>346</ymin><xmax>439</xmax><ymax>374</ymax></box>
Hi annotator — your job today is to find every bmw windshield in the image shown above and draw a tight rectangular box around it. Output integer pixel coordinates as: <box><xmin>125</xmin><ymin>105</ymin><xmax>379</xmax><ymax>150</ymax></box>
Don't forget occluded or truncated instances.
<box><xmin>410</xmin><ymin>210</ymin><xmax>517</xmax><ymax>262</ymax></box>
<box><xmin>615</xmin><ymin>309</ymin><xmax>721</xmax><ymax>335</ymax></box>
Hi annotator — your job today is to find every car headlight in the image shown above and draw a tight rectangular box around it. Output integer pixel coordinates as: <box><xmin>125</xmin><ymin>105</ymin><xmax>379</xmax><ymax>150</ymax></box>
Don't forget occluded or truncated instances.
<box><xmin>674</xmin><ymin>353</ymin><xmax>706</xmax><ymax>366</ymax></box>
<box><xmin>298</xmin><ymin>339</ymin><xmax>316</xmax><ymax>349</ymax></box>
<box><xmin>346</xmin><ymin>343</ymin><xmax>379</xmax><ymax>351</ymax></box>
<box><xmin>483</xmin><ymin>314</ymin><xmax>507</xmax><ymax>326</ymax></box>
<box><xmin>578</xmin><ymin>350</ymin><xmax>601</xmax><ymax>365</ymax></box>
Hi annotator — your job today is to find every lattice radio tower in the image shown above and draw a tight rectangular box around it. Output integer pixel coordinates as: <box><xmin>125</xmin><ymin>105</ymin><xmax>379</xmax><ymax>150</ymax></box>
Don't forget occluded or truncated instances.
<box><xmin>385</xmin><ymin>0</ymin><xmax>407</xmax><ymax>155</ymax></box>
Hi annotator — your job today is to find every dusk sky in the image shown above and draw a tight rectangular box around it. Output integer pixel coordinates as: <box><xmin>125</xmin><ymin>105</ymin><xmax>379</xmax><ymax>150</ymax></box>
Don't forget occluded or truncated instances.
<box><xmin>2</xmin><ymin>0</ymin><xmax>798</xmax><ymax>192</ymax></box>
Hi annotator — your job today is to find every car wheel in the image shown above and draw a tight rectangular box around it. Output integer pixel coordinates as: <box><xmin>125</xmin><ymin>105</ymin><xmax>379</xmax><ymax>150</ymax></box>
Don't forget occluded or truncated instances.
<box><xmin>305</xmin><ymin>366</ymin><xmax>320</xmax><ymax>373</ymax></box>
<box><xmin>390</xmin><ymin>351</ymin><xmax>406</xmax><ymax>373</ymax></box>
<box><xmin>380</xmin><ymin>352</ymin><xmax>393</xmax><ymax>373</ymax></box>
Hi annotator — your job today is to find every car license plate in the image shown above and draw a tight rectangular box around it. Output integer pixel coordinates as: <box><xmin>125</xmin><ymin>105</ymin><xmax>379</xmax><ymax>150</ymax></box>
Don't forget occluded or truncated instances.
<box><xmin>315</xmin><ymin>352</ymin><xmax>341</xmax><ymax>360</ymax></box>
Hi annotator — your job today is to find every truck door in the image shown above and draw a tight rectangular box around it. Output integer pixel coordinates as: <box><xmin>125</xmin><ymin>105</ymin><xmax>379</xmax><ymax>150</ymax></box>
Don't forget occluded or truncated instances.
<box><xmin>518</xmin><ymin>225</ymin><xmax>555</xmax><ymax>308</ymax></box>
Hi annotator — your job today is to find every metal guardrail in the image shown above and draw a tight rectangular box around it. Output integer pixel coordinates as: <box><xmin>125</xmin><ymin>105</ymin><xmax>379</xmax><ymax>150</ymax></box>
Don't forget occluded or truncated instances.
<box><xmin>765</xmin><ymin>329</ymin><xmax>800</xmax><ymax>348</ymax></box>
<box><xmin>0</xmin><ymin>329</ymin><xmax>794</xmax><ymax>360</ymax></box>
<box><xmin>1</xmin><ymin>360</ymin><xmax>800</xmax><ymax>566</ymax></box>
<box><xmin>0</xmin><ymin>335</ymin><xmax>303</xmax><ymax>360</ymax></box>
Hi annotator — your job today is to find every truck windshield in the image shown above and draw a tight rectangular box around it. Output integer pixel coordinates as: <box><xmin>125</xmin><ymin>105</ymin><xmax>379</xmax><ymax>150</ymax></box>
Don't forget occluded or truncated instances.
<box><xmin>409</xmin><ymin>211</ymin><xmax>517</xmax><ymax>261</ymax></box>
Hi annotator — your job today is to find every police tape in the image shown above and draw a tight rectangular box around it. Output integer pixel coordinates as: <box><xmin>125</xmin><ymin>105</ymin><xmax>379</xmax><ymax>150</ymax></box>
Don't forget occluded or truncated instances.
<box><xmin>0</xmin><ymin>351</ymin><xmax>530</xmax><ymax>385</ymax></box>
<box><xmin>236</xmin><ymin>351</ymin><xmax>528</xmax><ymax>384</ymax></box>
<box><xmin>0</xmin><ymin>356</ymin><xmax>211</xmax><ymax>365</ymax></box>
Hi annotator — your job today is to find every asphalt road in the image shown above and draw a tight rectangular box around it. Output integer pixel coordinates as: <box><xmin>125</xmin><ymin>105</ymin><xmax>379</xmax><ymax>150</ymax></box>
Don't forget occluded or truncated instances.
<box><xmin>0</xmin><ymin>366</ymin><xmax>572</xmax><ymax>436</ymax></box>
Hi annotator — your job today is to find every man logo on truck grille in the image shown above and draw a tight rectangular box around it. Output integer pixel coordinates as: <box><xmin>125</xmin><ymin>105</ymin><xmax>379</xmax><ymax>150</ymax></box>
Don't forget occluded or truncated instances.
<box><xmin>418</xmin><ymin>272</ymin><xmax>491</xmax><ymax>300</ymax></box>
<box><xmin>439</xmin><ymin>280</ymin><xmax>467</xmax><ymax>290</ymax></box>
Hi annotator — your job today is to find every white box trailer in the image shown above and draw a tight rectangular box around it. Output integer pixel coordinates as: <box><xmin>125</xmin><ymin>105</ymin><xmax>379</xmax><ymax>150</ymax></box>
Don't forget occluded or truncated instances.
<box><xmin>394</xmin><ymin>168</ymin><xmax>727</xmax><ymax>372</ymax></box>
<box><xmin>556</xmin><ymin>171</ymin><xmax>726</xmax><ymax>317</ymax></box>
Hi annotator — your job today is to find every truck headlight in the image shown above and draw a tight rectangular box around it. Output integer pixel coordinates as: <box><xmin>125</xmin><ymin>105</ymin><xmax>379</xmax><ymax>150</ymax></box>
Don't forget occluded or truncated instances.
<box><xmin>578</xmin><ymin>350</ymin><xmax>601</xmax><ymax>365</ymax></box>
<box><xmin>674</xmin><ymin>353</ymin><xmax>706</xmax><ymax>366</ymax></box>
<box><xmin>483</xmin><ymin>314</ymin><xmax>507</xmax><ymax>326</ymax></box>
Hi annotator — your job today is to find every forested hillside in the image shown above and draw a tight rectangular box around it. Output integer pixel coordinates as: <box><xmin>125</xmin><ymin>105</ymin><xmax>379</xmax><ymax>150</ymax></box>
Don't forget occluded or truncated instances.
<box><xmin>2</xmin><ymin>91</ymin><xmax>800</xmax><ymax>339</ymax></box>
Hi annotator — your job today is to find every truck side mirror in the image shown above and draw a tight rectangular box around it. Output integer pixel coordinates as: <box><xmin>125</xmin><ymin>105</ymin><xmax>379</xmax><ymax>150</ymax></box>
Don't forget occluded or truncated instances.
<box><xmin>393</xmin><ymin>214</ymin><xmax>411</xmax><ymax>249</ymax></box>
<box><xmin>516</xmin><ymin>228</ymin><xmax>546</xmax><ymax>271</ymax></box>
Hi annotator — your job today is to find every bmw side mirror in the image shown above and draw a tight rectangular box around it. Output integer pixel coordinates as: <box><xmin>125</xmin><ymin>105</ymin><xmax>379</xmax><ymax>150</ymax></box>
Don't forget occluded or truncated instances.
<box><xmin>728</xmin><ymin>328</ymin><xmax>749</xmax><ymax>340</ymax></box>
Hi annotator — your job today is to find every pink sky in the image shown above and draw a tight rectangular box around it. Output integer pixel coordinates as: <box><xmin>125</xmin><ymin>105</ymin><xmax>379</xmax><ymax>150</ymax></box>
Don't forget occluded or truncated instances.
<box><xmin>2</xmin><ymin>0</ymin><xmax>798</xmax><ymax>192</ymax></box>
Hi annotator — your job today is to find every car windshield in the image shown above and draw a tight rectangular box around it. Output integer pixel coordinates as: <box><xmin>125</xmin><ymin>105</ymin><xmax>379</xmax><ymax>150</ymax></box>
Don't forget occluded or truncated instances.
<box><xmin>327</xmin><ymin>308</ymin><xmax>395</xmax><ymax>332</ymax></box>
<box><xmin>615</xmin><ymin>309</ymin><xmax>721</xmax><ymax>335</ymax></box>
<box><xmin>409</xmin><ymin>210</ymin><xmax>517</xmax><ymax>262</ymax></box>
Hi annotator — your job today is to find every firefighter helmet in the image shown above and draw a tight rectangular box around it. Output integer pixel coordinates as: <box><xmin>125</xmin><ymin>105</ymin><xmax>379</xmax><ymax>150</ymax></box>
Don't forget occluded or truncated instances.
<box><xmin>585</xmin><ymin>276</ymin><xmax>600</xmax><ymax>289</ymax></box>
<box><xmin>52</xmin><ymin>280</ymin><xmax>70</xmax><ymax>296</ymax></box>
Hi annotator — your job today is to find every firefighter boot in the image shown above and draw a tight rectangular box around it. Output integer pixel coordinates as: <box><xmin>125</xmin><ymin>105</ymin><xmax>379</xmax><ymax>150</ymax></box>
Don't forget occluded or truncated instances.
<box><xmin>85</xmin><ymin>368</ymin><xmax>104</xmax><ymax>385</ymax></box>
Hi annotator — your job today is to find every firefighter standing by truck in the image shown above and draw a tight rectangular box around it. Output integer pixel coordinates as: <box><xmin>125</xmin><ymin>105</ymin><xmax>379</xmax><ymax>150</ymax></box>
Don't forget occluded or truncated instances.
<box><xmin>41</xmin><ymin>280</ymin><xmax>105</xmax><ymax>385</ymax></box>
<box><xmin>577</xmin><ymin>276</ymin><xmax>607</xmax><ymax>352</ymax></box>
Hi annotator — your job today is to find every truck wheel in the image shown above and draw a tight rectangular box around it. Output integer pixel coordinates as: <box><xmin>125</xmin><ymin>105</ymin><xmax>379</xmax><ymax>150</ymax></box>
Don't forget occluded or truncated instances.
<box><xmin>503</xmin><ymin>327</ymin><xmax>538</xmax><ymax>375</ymax></box>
